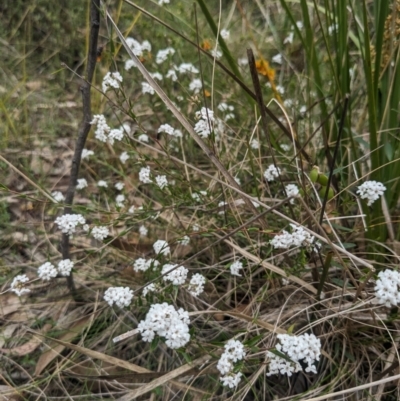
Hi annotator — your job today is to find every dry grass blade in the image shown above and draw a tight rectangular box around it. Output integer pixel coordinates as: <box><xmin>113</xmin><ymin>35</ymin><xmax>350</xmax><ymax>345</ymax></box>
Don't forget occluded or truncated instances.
<box><xmin>116</xmin><ymin>355</ymin><xmax>211</xmax><ymax>400</ymax></box>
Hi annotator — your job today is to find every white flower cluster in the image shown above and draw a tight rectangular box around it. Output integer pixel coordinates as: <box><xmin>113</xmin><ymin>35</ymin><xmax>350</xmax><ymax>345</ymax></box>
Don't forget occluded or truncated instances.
<box><xmin>217</xmin><ymin>102</ymin><xmax>235</xmax><ymax>120</ymax></box>
<box><xmin>220</xmin><ymin>29</ymin><xmax>230</xmax><ymax>40</ymax></box>
<box><xmin>285</xmin><ymin>184</ymin><xmax>300</xmax><ymax>203</ymax></box>
<box><xmin>267</xmin><ymin>333</ymin><xmax>321</xmax><ymax>376</ymax></box>
<box><xmin>116</xmin><ymin>194</ymin><xmax>125</xmax><ymax>208</ymax></box>
<box><xmin>10</xmin><ymin>274</ymin><xmax>30</xmax><ymax>296</ymax></box>
<box><xmin>155</xmin><ymin>175</ymin><xmax>168</xmax><ymax>189</ymax></box>
<box><xmin>158</xmin><ymin>123</ymin><xmax>182</xmax><ymax>138</ymax></box>
<box><xmin>230</xmin><ymin>260</ymin><xmax>243</xmax><ymax>277</ymax></box>
<box><xmin>162</xmin><ymin>264</ymin><xmax>188</xmax><ymax>285</ymax></box>
<box><xmin>153</xmin><ymin>239</ymin><xmax>170</xmax><ymax>256</ymax></box>
<box><xmin>139</xmin><ymin>225</ymin><xmax>148</xmax><ymax>237</ymax></box>
<box><xmin>104</xmin><ymin>286</ymin><xmax>134</xmax><ymax>308</ymax></box>
<box><xmin>176</xmin><ymin>63</ymin><xmax>199</xmax><ymax>74</ymax></box>
<box><xmin>250</xmin><ymin>139</ymin><xmax>260</xmax><ymax>149</ymax></box>
<box><xmin>81</xmin><ymin>149</ymin><xmax>94</xmax><ymax>159</ymax></box>
<box><xmin>51</xmin><ymin>191</ymin><xmax>65</xmax><ymax>202</ymax></box>
<box><xmin>192</xmin><ymin>190</ymin><xmax>207</xmax><ymax>202</ymax></box>
<box><xmin>76</xmin><ymin>178</ymin><xmax>87</xmax><ymax>190</ymax></box>
<box><xmin>133</xmin><ymin>258</ymin><xmax>160</xmax><ymax>272</ymax></box>
<box><xmin>194</xmin><ymin>107</ymin><xmax>214</xmax><ymax>138</ymax></box>
<box><xmin>92</xmin><ymin>226</ymin><xmax>109</xmax><ymax>241</ymax></box>
<box><xmin>37</xmin><ymin>262</ymin><xmax>58</xmax><ymax>281</ymax></box>
<box><xmin>357</xmin><ymin>180</ymin><xmax>386</xmax><ymax>206</ymax></box>
<box><xmin>55</xmin><ymin>214</ymin><xmax>86</xmax><ymax>236</ymax></box>
<box><xmin>141</xmin><ymin>82</ymin><xmax>155</xmax><ymax>95</ymax></box>
<box><xmin>178</xmin><ymin>235</ymin><xmax>190</xmax><ymax>246</ymax></box>
<box><xmin>156</xmin><ymin>47</ymin><xmax>175</xmax><ymax>64</ymax></box>
<box><xmin>125</xmin><ymin>37</ymin><xmax>151</xmax><ymax>58</ymax></box>
<box><xmin>90</xmin><ymin>115</ymin><xmax>125</xmax><ymax>145</ymax></box>
<box><xmin>264</xmin><ymin>164</ymin><xmax>281</xmax><ymax>182</ymax></box>
<box><xmin>120</xmin><ymin>151</ymin><xmax>130</xmax><ymax>164</ymax></box>
<box><xmin>189</xmin><ymin>78</ymin><xmax>202</xmax><ymax>94</ymax></box>
<box><xmin>37</xmin><ymin>259</ymin><xmax>74</xmax><ymax>279</ymax></box>
<box><xmin>57</xmin><ymin>259</ymin><xmax>74</xmax><ymax>276</ymax></box>
<box><xmin>139</xmin><ymin>166</ymin><xmax>152</xmax><ymax>184</ymax></box>
<box><xmin>217</xmin><ymin>339</ymin><xmax>246</xmax><ymax>388</ymax></box>
<box><xmin>143</xmin><ymin>283</ymin><xmax>157</xmax><ymax>296</ymax></box>
<box><xmin>270</xmin><ymin>224</ymin><xmax>319</xmax><ymax>251</ymax></box>
<box><xmin>188</xmin><ymin>273</ymin><xmax>206</xmax><ymax>296</ymax></box>
<box><xmin>138</xmin><ymin>303</ymin><xmax>190</xmax><ymax>349</ymax></box>
<box><xmin>374</xmin><ymin>269</ymin><xmax>400</xmax><ymax>307</ymax></box>
<box><xmin>102</xmin><ymin>71</ymin><xmax>123</xmax><ymax>92</ymax></box>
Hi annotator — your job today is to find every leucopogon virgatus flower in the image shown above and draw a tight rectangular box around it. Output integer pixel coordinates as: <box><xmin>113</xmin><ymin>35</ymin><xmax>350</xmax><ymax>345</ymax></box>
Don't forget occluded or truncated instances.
<box><xmin>230</xmin><ymin>260</ymin><xmax>243</xmax><ymax>277</ymax></box>
<box><xmin>266</xmin><ymin>333</ymin><xmax>321</xmax><ymax>377</ymax></box>
<box><xmin>264</xmin><ymin>164</ymin><xmax>281</xmax><ymax>182</ymax></box>
<box><xmin>188</xmin><ymin>273</ymin><xmax>206</xmax><ymax>296</ymax></box>
<box><xmin>133</xmin><ymin>258</ymin><xmax>160</xmax><ymax>272</ymax></box>
<box><xmin>38</xmin><ymin>262</ymin><xmax>58</xmax><ymax>281</ymax></box>
<box><xmin>102</xmin><ymin>71</ymin><xmax>123</xmax><ymax>92</ymax></box>
<box><xmin>91</xmin><ymin>226</ymin><xmax>110</xmax><ymax>241</ymax></box>
<box><xmin>57</xmin><ymin>259</ymin><xmax>74</xmax><ymax>276</ymax></box>
<box><xmin>137</xmin><ymin>302</ymin><xmax>190</xmax><ymax>349</ymax></box>
<box><xmin>10</xmin><ymin>274</ymin><xmax>30</xmax><ymax>296</ymax></box>
<box><xmin>162</xmin><ymin>264</ymin><xmax>188</xmax><ymax>285</ymax></box>
<box><xmin>356</xmin><ymin>180</ymin><xmax>386</xmax><ymax>206</ymax></box>
<box><xmin>285</xmin><ymin>184</ymin><xmax>300</xmax><ymax>203</ymax></box>
<box><xmin>55</xmin><ymin>214</ymin><xmax>86</xmax><ymax>236</ymax></box>
<box><xmin>270</xmin><ymin>224</ymin><xmax>320</xmax><ymax>251</ymax></box>
<box><xmin>153</xmin><ymin>240</ymin><xmax>170</xmax><ymax>256</ymax></box>
<box><xmin>217</xmin><ymin>339</ymin><xmax>246</xmax><ymax>388</ymax></box>
<box><xmin>374</xmin><ymin>269</ymin><xmax>400</xmax><ymax>307</ymax></box>
<box><xmin>104</xmin><ymin>286</ymin><xmax>134</xmax><ymax>308</ymax></box>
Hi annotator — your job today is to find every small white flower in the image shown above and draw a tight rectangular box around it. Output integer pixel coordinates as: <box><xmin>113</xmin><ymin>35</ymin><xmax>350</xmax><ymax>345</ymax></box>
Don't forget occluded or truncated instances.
<box><xmin>210</xmin><ymin>48</ymin><xmax>222</xmax><ymax>59</ymax></box>
<box><xmin>272</xmin><ymin>53</ymin><xmax>283</xmax><ymax>64</ymax></box>
<box><xmin>178</xmin><ymin>235</ymin><xmax>190</xmax><ymax>246</ymax></box>
<box><xmin>188</xmin><ymin>273</ymin><xmax>206</xmax><ymax>296</ymax></box>
<box><xmin>55</xmin><ymin>214</ymin><xmax>86</xmax><ymax>236</ymax></box>
<box><xmin>138</xmin><ymin>303</ymin><xmax>190</xmax><ymax>349</ymax></box>
<box><xmin>220</xmin><ymin>372</ymin><xmax>242</xmax><ymax>388</ymax></box>
<box><xmin>142</xmin><ymin>82</ymin><xmax>155</xmax><ymax>95</ymax></box>
<box><xmin>153</xmin><ymin>239</ymin><xmax>170</xmax><ymax>256</ymax></box>
<box><xmin>139</xmin><ymin>225</ymin><xmax>148</xmax><ymax>237</ymax></box>
<box><xmin>276</xmin><ymin>85</ymin><xmax>285</xmax><ymax>94</ymax></box>
<box><xmin>189</xmin><ymin>78</ymin><xmax>202</xmax><ymax>94</ymax></box>
<box><xmin>120</xmin><ymin>152</ymin><xmax>130</xmax><ymax>164</ymax></box>
<box><xmin>357</xmin><ymin>180</ymin><xmax>386</xmax><ymax>206</ymax></box>
<box><xmin>38</xmin><ymin>262</ymin><xmax>58</xmax><ymax>281</ymax></box>
<box><xmin>115</xmin><ymin>182</ymin><xmax>125</xmax><ymax>191</ymax></box>
<box><xmin>285</xmin><ymin>184</ymin><xmax>300</xmax><ymax>203</ymax></box>
<box><xmin>156</xmin><ymin>47</ymin><xmax>175</xmax><ymax>64</ymax></box>
<box><xmin>102</xmin><ymin>71</ymin><xmax>123</xmax><ymax>92</ymax></box>
<box><xmin>150</xmin><ymin>72</ymin><xmax>163</xmax><ymax>81</ymax></box>
<box><xmin>374</xmin><ymin>269</ymin><xmax>400</xmax><ymax>307</ymax></box>
<box><xmin>166</xmin><ymin>69</ymin><xmax>178</xmax><ymax>81</ymax></box>
<box><xmin>220</xmin><ymin>29</ymin><xmax>230</xmax><ymax>40</ymax></box>
<box><xmin>128</xmin><ymin>205</ymin><xmax>135</xmax><ymax>214</ymax></box>
<box><xmin>57</xmin><ymin>259</ymin><xmax>74</xmax><ymax>276</ymax></box>
<box><xmin>143</xmin><ymin>283</ymin><xmax>157</xmax><ymax>296</ymax></box>
<box><xmin>108</xmin><ymin>128</ymin><xmax>124</xmax><ymax>145</ymax></box>
<box><xmin>51</xmin><ymin>191</ymin><xmax>65</xmax><ymax>203</ymax></box>
<box><xmin>97</xmin><ymin>180</ymin><xmax>108</xmax><ymax>188</ymax></box>
<box><xmin>158</xmin><ymin>0</ymin><xmax>170</xmax><ymax>5</ymax></box>
<box><xmin>139</xmin><ymin>166</ymin><xmax>152</xmax><ymax>184</ymax></box>
<box><xmin>284</xmin><ymin>32</ymin><xmax>294</xmax><ymax>44</ymax></box>
<box><xmin>155</xmin><ymin>175</ymin><xmax>168</xmax><ymax>189</ymax></box>
<box><xmin>116</xmin><ymin>194</ymin><xmax>125</xmax><ymax>208</ymax></box>
<box><xmin>176</xmin><ymin>63</ymin><xmax>199</xmax><ymax>74</ymax></box>
<box><xmin>192</xmin><ymin>224</ymin><xmax>200</xmax><ymax>232</ymax></box>
<box><xmin>92</xmin><ymin>226</ymin><xmax>109</xmax><ymax>241</ymax></box>
<box><xmin>125</xmin><ymin>59</ymin><xmax>137</xmax><ymax>70</ymax></box>
<box><xmin>250</xmin><ymin>139</ymin><xmax>260</xmax><ymax>149</ymax></box>
<box><xmin>267</xmin><ymin>333</ymin><xmax>321</xmax><ymax>377</ymax></box>
<box><xmin>138</xmin><ymin>133</ymin><xmax>149</xmax><ymax>143</ymax></box>
<box><xmin>230</xmin><ymin>260</ymin><xmax>243</xmax><ymax>277</ymax></box>
<box><xmin>90</xmin><ymin>114</ymin><xmax>110</xmax><ymax>142</ymax></box>
<box><xmin>104</xmin><ymin>286</ymin><xmax>134</xmax><ymax>308</ymax></box>
<box><xmin>81</xmin><ymin>149</ymin><xmax>94</xmax><ymax>160</ymax></box>
<box><xmin>264</xmin><ymin>164</ymin><xmax>281</xmax><ymax>182</ymax></box>
<box><xmin>10</xmin><ymin>274</ymin><xmax>30</xmax><ymax>296</ymax></box>
<box><xmin>162</xmin><ymin>263</ymin><xmax>188</xmax><ymax>285</ymax></box>
<box><xmin>76</xmin><ymin>178</ymin><xmax>88</xmax><ymax>190</ymax></box>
